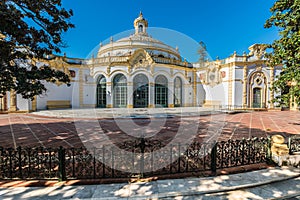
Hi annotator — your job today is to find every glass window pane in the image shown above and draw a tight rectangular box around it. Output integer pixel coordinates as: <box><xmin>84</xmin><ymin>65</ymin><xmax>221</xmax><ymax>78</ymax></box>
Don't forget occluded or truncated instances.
<box><xmin>113</xmin><ymin>74</ymin><xmax>127</xmax><ymax>108</ymax></box>
<box><xmin>97</xmin><ymin>75</ymin><xmax>106</xmax><ymax>108</ymax></box>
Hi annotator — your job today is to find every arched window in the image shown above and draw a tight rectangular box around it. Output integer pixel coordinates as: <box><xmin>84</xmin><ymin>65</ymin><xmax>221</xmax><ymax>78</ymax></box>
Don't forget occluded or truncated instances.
<box><xmin>113</xmin><ymin>74</ymin><xmax>127</xmax><ymax>108</ymax></box>
<box><xmin>138</xmin><ymin>24</ymin><xmax>143</xmax><ymax>33</ymax></box>
<box><xmin>155</xmin><ymin>75</ymin><xmax>168</xmax><ymax>107</ymax></box>
<box><xmin>174</xmin><ymin>77</ymin><xmax>182</xmax><ymax>107</ymax></box>
<box><xmin>96</xmin><ymin>75</ymin><xmax>106</xmax><ymax>108</ymax></box>
<box><xmin>133</xmin><ymin>74</ymin><xmax>149</xmax><ymax>108</ymax></box>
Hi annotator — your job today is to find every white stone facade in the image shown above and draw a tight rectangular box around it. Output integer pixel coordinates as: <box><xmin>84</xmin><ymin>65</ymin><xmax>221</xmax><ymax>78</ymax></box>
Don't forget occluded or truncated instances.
<box><xmin>0</xmin><ymin>14</ymin><xmax>282</xmax><ymax>112</ymax></box>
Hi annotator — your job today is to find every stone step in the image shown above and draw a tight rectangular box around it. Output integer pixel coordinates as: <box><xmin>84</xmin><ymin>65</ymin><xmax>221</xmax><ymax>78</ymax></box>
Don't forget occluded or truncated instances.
<box><xmin>0</xmin><ymin>167</ymin><xmax>299</xmax><ymax>200</ymax></box>
<box><xmin>190</xmin><ymin>176</ymin><xmax>300</xmax><ymax>200</ymax></box>
<box><xmin>76</xmin><ymin>167</ymin><xmax>300</xmax><ymax>200</ymax></box>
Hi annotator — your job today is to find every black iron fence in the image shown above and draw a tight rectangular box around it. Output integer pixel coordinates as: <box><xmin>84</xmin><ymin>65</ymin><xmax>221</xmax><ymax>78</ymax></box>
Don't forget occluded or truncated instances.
<box><xmin>288</xmin><ymin>136</ymin><xmax>300</xmax><ymax>154</ymax></box>
<box><xmin>0</xmin><ymin>137</ymin><xmax>270</xmax><ymax>180</ymax></box>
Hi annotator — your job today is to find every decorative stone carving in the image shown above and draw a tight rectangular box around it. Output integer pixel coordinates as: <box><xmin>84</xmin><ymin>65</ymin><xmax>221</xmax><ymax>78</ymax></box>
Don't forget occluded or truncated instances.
<box><xmin>128</xmin><ymin>65</ymin><xmax>132</xmax><ymax>73</ymax></box>
<box><xmin>256</xmin><ymin>65</ymin><xmax>262</xmax><ymax>72</ymax></box>
<box><xmin>199</xmin><ymin>73</ymin><xmax>205</xmax><ymax>82</ymax></box>
<box><xmin>248</xmin><ymin>44</ymin><xmax>267</xmax><ymax>59</ymax></box>
<box><xmin>45</xmin><ymin>56</ymin><xmax>73</xmax><ymax>86</ymax></box>
<box><xmin>170</xmin><ymin>68</ymin><xmax>174</xmax><ymax>77</ymax></box>
<box><xmin>250</xmin><ymin>72</ymin><xmax>265</xmax><ymax>87</ymax></box>
<box><xmin>220</xmin><ymin>71</ymin><xmax>226</xmax><ymax>78</ymax></box>
<box><xmin>129</xmin><ymin>49</ymin><xmax>153</xmax><ymax>69</ymax></box>
<box><xmin>107</xmin><ymin>66</ymin><xmax>111</xmax><ymax>75</ymax></box>
<box><xmin>203</xmin><ymin>63</ymin><xmax>222</xmax><ymax>87</ymax></box>
<box><xmin>69</xmin><ymin>70</ymin><xmax>76</xmax><ymax>78</ymax></box>
<box><xmin>271</xmin><ymin>135</ymin><xmax>290</xmax><ymax>166</ymax></box>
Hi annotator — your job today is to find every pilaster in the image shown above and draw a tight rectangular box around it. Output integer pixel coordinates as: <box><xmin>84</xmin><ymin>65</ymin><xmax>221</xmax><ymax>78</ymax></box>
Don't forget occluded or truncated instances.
<box><xmin>228</xmin><ymin>64</ymin><xmax>233</xmax><ymax>106</ymax></box>
<box><xmin>269</xmin><ymin>66</ymin><xmax>274</xmax><ymax>109</ymax></box>
<box><xmin>168</xmin><ymin>82</ymin><xmax>174</xmax><ymax>108</ymax></box>
<box><xmin>9</xmin><ymin>90</ymin><xmax>17</xmax><ymax>112</ymax></box>
<box><xmin>106</xmin><ymin>82</ymin><xmax>112</xmax><ymax>108</ymax></box>
<box><xmin>31</xmin><ymin>96</ymin><xmax>37</xmax><ymax>111</ymax></box>
<box><xmin>243</xmin><ymin>65</ymin><xmax>248</xmax><ymax>108</ymax></box>
<box><xmin>0</xmin><ymin>94</ymin><xmax>7</xmax><ymax>111</ymax></box>
<box><xmin>149</xmin><ymin>82</ymin><xmax>155</xmax><ymax>108</ymax></box>
<box><xmin>127</xmin><ymin>82</ymin><xmax>133</xmax><ymax>108</ymax></box>
<box><xmin>79</xmin><ymin>68</ymin><xmax>84</xmax><ymax>107</ymax></box>
<box><xmin>193</xmin><ymin>69</ymin><xmax>197</xmax><ymax>106</ymax></box>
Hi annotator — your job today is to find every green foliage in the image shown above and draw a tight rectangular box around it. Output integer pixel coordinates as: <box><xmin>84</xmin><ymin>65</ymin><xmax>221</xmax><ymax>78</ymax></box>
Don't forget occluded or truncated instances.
<box><xmin>265</xmin><ymin>0</ymin><xmax>300</xmax><ymax>106</ymax></box>
<box><xmin>198</xmin><ymin>41</ymin><xmax>208</xmax><ymax>66</ymax></box>
<box><xmin>0</xmin><ymin>0</ymin><xmax>74</xmax><ymax>99</ymax></box>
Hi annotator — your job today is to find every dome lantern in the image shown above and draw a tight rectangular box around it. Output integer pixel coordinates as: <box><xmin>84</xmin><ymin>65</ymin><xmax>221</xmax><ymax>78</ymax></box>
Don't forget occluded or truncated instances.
<box><xmin>134</xmin><ymin>12</ymin><xmax>148</xmax><ymax>35</ymax></box>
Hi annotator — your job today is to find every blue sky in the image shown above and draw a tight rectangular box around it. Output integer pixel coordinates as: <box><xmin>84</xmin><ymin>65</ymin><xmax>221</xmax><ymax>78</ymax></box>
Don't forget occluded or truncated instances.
<box><xmin>61</xmin><ymin>0</ymin><xmax>278</xmax><ymax>62</ymax></box>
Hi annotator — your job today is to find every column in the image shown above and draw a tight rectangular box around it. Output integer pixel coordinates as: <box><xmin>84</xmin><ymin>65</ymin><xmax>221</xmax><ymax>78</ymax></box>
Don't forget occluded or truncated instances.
<box><xmin>193</xmin><ymin>69</ymin><xmax>197</xmax><ymax>107</ymax></box>
<box><xmin>243</xmin><ymin>65</ymin><xmax>248</xmax><ymax>108</ymax></box>
<box><xmin>9</xmin><ymin>90</ymin><xmax>17</xmax><ymax>112</ymax></box>
<box><xmin>78</xmin><ymin>68</ymin><xmax>84</xmax><ymax>107</ymax></box>
<box><xmin>228</xmin><ymin>64</ymin><xmax>233</xmax><ymax>107</ymax></box>
<box><xmin>127</xmin><ymin>82</ymin><xmax>133</xmax><ymax>108</ymax></box>
<box><xmin>183</xmin><ymin>83</ymin><xmax>193</xmax><ymax>107</ymax></box>
<box><xmin>149</xmin><ymin>82</ymin><xmax>155</xmax><ymax>108</ymax></box>
<box><xmin>290</xmin><ymin>95</ymin><xmax>298</xmax><ymax>111</ymax></box>
<box><xmin>168</xmin><ymin>82</ymin><xmax>174</xmax><ymax>108</ymax></box>
<box><xmin>269</xmin><ymin>66</ymin><xmax>274</xmax><ymax>109</ymax></box>
<box><xmin>31</xmin><ymin>96</ymin><xmax>37</xmax><ymax>111</ymax></box>
<box><xmin>106</xmin><ymin>82</ymin><xmax>113</xmax><ymax>108</ymax></box>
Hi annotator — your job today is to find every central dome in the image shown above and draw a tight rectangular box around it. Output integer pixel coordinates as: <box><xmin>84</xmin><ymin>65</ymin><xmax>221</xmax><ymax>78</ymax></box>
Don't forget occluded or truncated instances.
<box><xmin>97</xmin><ymin>12</ymin><xmax>181</xmax><ymax>60</ymax></box>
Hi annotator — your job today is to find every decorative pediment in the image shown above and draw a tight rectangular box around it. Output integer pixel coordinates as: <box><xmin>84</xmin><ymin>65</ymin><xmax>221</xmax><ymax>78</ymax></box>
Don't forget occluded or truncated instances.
<box><xmin>248</xmin><ymin>44</ymin><xmax>267</xmax><ymax>59</ymax></box>
<box><xmin>44</xmin><ymin>56</ymin><xmax>73</xmax><ymax>86</ymax></box>
<box><xmin>47</xmin><ymin>56</ymin><xmax>71</xmax><ymax>74</ymax></box>
<box><xmin>199</xmin><ymin>62</ymin><xmax>222</xmax><ymax>87</ymax></box>
<box><xmin>250</xmin><ymin>72</ymin><xmax>266</xmax><ymax>87</ymax></box>
<box><xmin>128</xmin><ymin>49</ymin><xmax>154</xmax><ymax>69</ymax></box>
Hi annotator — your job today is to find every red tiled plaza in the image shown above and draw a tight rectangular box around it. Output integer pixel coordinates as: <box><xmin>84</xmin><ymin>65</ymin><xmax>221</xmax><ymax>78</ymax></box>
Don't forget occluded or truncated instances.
<box><xmin>0</xmin><ymin>111</ymin><xmax>299</xmax><ymax>149</ymax></box>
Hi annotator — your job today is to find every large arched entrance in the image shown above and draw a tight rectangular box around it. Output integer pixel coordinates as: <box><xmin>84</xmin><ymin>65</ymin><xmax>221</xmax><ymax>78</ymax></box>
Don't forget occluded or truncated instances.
<box><xmin>155</xmin><ymin>75</ymin><xmax>168</xmax><ymax>108</ymax></box>
<box><xmin>248</xmin><ymin>72</ymin><xmax>267</xmax><ymax>108</ymax></box>
<box><xmin>133</xmin><ymin>74</ymin><xmax>149</xmax><ymax>108</ymax></box>
<box><xmin>113</xmin><ymin>74</ymin><xmax>127</xmax><ymax>108</ymax></box>
<box><xmin>96</xmin><ymin>75</ymin><xmax>106</xmax><ymax>108</ymax></box>
<box><xmin>174</xmin><ymin>77</ymin><xmax>182</xmax><ymax>107</ymax></box>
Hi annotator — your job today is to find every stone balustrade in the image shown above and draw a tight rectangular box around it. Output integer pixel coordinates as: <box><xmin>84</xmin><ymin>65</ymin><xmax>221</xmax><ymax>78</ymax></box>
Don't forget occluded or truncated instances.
<box><xmin>85</xmin><ymin>56</ymin><xmax>191</xmax><ymax>67</ymax></box>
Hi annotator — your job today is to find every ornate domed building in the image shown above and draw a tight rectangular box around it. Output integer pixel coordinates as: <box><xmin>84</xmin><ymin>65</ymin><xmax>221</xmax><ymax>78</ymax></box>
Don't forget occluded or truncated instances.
<box><xmin>86</xmin><ymin>12</ymin><xmax>197</xmax><ymax>109</ymax></box>
<box><xmin>0</xmin><ymin>13</ymin><xmax>282</xmax><ymax>112</ymax></box>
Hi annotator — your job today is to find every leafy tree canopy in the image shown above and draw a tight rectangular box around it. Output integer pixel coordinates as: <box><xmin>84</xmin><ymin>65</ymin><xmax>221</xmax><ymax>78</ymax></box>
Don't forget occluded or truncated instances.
<box><xmin>265</xmin><ymin>0</ymin><xmax>300</xmax><ymax>107</ymax></box>
<box><xmin>0</xmin><ymin>0</ymin><xmax>74</xmax><ymax>99</ymax></box>
<box><xmin>198</xmin><ymin>41</ymin><xmax>208</xmax><ymax>66</ymax></box>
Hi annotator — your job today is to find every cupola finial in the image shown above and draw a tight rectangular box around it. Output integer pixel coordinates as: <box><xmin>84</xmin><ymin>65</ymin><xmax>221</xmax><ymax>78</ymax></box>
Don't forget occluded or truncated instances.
<box><xmin>134</xmin><ymin>12</ymin><xmax>148</xmax><ymax>35</ymax></box>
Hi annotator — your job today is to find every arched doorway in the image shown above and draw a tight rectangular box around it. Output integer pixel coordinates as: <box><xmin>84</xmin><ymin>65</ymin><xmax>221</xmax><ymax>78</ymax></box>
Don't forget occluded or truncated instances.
<box><xmin>155</xmin><ymin>75</ymin><xmax>168</xmax><ymax>108</ymax></box>
<box><xmin>113</xmin><ymin>74</ymin><xmax>127</xmax><ymax>108</ymax></box>
<box><xmin>133</xmin><ymin>74</ymin><xmax>149</xmax><ymax>108</ymax></box>
<box><xmin>253</xmin><ymin>87</ymin><xmax>262</xmax><ymax>108</ymax></box>
<box><xmin>96</xmin><ymin>75</ymin><xmax>106</xmax><ymax>108</ymax></box>
<box><xmin>174</xmin><ymin>77</ymin><xmax>182</xmax><ymax>107</ymax></box>
<box><xmin>248</xmin><ymin>72</ymin><xmax>267</xmax><ymax>108</ymax></box>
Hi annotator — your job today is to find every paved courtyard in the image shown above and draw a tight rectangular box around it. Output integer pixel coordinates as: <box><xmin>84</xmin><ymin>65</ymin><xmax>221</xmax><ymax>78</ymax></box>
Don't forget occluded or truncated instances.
<box><xmin>0</xmin><ymin>110</ymin><xmax>299</xmax><ymax>149</ymax></box>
